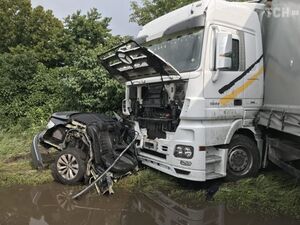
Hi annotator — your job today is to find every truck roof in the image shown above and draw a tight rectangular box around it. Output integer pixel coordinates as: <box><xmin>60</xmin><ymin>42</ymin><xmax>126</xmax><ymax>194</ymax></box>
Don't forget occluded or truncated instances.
<box><xmin>137</xmin><ymin>0</ymin><xmax>208</xmax><ymax>43</ymax></box>
<box><xmin>137</xmin><ymin>0</ymin><xmax>266</xmax><ymax>43</ymax></box>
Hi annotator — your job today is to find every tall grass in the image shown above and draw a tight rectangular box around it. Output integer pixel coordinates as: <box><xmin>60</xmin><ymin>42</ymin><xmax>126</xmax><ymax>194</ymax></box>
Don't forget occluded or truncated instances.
<box><xmin>0</xmin><ymin>125</ymin><xmax>52</xmax><ymax>186</ymax></box>
<box><xmin>215</xmin><ymin>171</ymin><xmax>300</xmax><ymax>219</ymax></box>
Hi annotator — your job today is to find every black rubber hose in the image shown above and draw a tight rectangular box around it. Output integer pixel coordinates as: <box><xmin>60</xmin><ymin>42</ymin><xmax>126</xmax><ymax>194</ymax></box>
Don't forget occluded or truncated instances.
<box><xmin>72</xmin><ymin>132</ymin><xmax>138</xmax><ymax>199</ymax></box>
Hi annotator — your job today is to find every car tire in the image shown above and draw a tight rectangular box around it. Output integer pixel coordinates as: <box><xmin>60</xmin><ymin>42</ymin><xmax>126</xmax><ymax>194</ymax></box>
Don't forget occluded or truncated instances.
<box><xmin>226</xmin><ymin>134</ymin><xmax>260</xmax><ymax>181</ymax></box>
<box><xmin>51</xmin><ymin>148</ymin><xmax>86</xmax><ymax>185</ymax></box>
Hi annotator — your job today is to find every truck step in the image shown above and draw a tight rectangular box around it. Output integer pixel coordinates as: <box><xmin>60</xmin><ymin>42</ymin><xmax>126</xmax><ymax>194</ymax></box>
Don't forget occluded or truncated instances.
<box><xmin>206</xmin><ymin>172</ymin><xmax>223</xmax><ymax>180</ymax></box>
<box><xmin>206</xmin><ymin>155</ymin><xmax>222</xmax><ymax>164</ymax></box>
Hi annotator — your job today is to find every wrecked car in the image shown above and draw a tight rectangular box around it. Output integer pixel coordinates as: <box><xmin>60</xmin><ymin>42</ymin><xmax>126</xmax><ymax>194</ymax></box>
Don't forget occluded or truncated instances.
<box><xmin>32</xmin><ymin>112</ymin><xmax>138</xmax><ymax>194</ymax></box>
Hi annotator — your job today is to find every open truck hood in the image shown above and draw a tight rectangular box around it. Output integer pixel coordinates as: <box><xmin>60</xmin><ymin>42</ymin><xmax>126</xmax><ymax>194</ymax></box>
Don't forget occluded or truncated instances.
<box><xmin>99</xmin><ymin>40</ymin><xmax>181</xmax><ymax>83</ymax></box>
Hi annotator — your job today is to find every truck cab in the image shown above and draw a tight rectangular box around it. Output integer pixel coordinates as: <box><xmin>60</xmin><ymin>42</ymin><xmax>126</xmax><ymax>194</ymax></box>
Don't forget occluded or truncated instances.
<box><xmin>101</xmin><ymin>0</ymin><xmax>265</xmax><ymax>181</ymax></box>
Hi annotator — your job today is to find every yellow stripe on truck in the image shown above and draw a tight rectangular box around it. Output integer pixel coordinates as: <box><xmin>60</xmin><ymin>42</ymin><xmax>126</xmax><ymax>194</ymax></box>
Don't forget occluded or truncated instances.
<box><xmin>219</xmin><ymin>66</ymin><xmax>264</xmax><ymax>106</ymax></box>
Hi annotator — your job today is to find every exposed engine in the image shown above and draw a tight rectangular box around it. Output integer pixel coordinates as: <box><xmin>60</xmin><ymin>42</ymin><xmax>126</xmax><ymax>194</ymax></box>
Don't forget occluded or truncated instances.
<box><xmin>31</xmin><ymin>112</ymin><xmax>138</xmax><ymax>197</ymax></box>
<box><xmin>128</xmin><ymin>81</ymin><xmax>187</xmax><ymax>139</ymax></box>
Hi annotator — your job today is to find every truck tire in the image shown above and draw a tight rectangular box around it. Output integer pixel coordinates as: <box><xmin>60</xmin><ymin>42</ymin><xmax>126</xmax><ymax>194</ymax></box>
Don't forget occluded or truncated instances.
<box><xmin>226</xmin><ymin>134</ymin><xmax>260</xmax><ymax>181</ymax></box>
<box><xmin>51</xmin><ymin>148</ymin><xmax>86</xmax><ymax>185</ymax></box>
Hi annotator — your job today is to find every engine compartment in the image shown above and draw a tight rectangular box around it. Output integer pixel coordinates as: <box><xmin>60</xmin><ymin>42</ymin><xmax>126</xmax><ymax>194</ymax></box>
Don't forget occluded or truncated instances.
<box><xmin>127</xmin><ymin>81</ymin><xmax>187</xmax><ymax>139</ymax></box>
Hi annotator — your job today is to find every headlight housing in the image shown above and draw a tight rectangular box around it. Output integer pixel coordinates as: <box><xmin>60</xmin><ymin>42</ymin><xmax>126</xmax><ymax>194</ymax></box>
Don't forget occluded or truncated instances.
<box><xmin>174</xmin><ymin>145</ymin><xmax>194</xmax><ymax>159</ymax></box>
<box><xmin>46</xmin><ymin>120</ymin><xmax>55</xmax><ymax>129</ymax></box>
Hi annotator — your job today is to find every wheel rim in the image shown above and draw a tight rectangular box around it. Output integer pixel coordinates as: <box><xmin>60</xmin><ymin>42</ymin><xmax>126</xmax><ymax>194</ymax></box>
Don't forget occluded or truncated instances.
<box><xmin>57</xmin><ymin>154</ymin><xmax>79</xmax><ymax>180</ymax></box>
<box><xmin>228</xmin><ymin>145</ymin><xmax>253</xmax><ymax>176</ymax></box>
<box><xmin>57</xmin><ymin>190</ymin><xmax>77</xmax><ymax>211</ymax></box>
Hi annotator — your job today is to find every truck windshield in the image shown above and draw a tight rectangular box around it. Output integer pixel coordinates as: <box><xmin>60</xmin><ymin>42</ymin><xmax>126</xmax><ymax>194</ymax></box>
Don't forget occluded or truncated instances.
<box><xmin>147</xmin><ymin>29</ymin><xmax>204</xmax><ymax>73</ymax></box>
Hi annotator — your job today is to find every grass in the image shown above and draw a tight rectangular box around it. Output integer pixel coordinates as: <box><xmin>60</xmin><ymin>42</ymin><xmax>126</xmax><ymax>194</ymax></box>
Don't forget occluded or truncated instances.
<box><xmin>116</xmin><ymin>168</ymin><xmax>206</xmax><ymax>207</ymax></box>
<box><xmin>0</xmin><ymin>160</ymin><xmax>52</xmax><ymax>187</ymax></box>
<box><xmin>0</xmin><ymin>126</ymin><xmax>299</xmax><ymax>219</ymax></box>
<box><xmin>116</xmin><ymin>168</ymin><xmax>300</xmax><ymax>219</ymax></box>
<box><xmin>214</xmin><ymin>171</ymin><xmax>300</xmax><ymax>219</ymax></box>
<box><xmin>0</xmin><ymin>126</ymin><xmax>53</xmax><ymax>187</ymax></box>
<box><xmin>0</xmin><ymin>129</ymin><xmax>32</xmax><ymax>161</ymax></box>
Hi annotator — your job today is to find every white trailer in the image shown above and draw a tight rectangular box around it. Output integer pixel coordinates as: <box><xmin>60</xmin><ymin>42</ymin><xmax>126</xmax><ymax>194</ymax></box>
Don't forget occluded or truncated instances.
<box><xmin>257</xmin><ymin>0</ymin><xmax>300</xmax><ymax>178</ymax></box>
<box><xmin>101</xmin><ymin>0</ymin><xmax>300</xmax><ymax>181</ymax></box>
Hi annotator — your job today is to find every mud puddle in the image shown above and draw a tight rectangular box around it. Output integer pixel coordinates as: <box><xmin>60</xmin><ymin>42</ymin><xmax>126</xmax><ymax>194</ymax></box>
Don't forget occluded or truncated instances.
<box><xmin>0</xmin><ymin>183</ymin><xmax>298</xmax><ymax>225</ymax></box>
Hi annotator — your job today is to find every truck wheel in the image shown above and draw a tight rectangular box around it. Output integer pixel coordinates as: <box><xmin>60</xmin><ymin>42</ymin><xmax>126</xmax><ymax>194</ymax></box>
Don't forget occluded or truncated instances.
<box><xmin>51</xmin><ymin>148</ymin><xmax>86</xmax><ymax>185</ymax></box>
<box><xmin>226</xmin><ymin>134</ymin><xmax>260</xmax><ymax>181</ymax></box>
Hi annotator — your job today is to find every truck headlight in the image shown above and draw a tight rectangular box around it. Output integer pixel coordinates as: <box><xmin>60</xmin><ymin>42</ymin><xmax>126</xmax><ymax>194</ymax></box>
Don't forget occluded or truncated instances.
<box><xmin>174</xmin><ymin>145</ymin><xmax>194</xmax><ymax>159</ymax></box>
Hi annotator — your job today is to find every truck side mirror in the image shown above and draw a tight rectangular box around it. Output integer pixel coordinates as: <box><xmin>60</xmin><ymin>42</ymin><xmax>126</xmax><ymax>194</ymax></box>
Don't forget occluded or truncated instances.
<box><xmin>215</xmin><ymin>33</ymin><xmax>233</xmax><ymax>70</ymax></box>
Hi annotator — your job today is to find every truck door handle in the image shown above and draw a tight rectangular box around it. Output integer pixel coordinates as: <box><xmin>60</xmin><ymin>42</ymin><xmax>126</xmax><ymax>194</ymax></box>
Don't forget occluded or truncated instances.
<box><xmin>212</xmin><ymin>70</ymin><xmax>220</xmax><ymax>83</ymax></box>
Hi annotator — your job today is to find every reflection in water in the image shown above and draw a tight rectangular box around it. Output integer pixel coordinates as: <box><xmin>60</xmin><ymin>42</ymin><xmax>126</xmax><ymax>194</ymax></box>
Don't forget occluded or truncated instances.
<box><xmin>0</xmin><ymin>184</ymin><xmax>298</xmax><ymax>225</ymax></box>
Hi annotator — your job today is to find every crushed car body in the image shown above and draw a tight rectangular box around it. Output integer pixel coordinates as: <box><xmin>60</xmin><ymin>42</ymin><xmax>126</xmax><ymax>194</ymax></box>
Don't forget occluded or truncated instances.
<box><xmin>32</xmin><ymin>112</ymin><xmax>138</xmax><ymax>195</ymax></box>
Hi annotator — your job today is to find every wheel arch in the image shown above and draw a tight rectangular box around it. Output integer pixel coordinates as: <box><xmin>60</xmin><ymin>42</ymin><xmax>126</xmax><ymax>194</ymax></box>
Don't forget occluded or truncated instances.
<box><xmin>235</xmin><ymin>128</ymin><xmax>257</xmax><ymax>143</ymax></box>
<box><xmin>225</xmin><ymin>123</ymin><xmax>263</xmax><ymax>167</ymax></box>
<box><xmin>224</xmin><ymin>120</ymin><xmax>257</xmax><ymax>145</ymax></box>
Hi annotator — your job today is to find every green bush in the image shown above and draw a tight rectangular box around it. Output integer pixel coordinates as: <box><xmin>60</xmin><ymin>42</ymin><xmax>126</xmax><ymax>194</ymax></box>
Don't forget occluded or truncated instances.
<box><xmin>0</xmin><ymin>1</ymin><xmax>125</xmax><ymax>129</ymax></box>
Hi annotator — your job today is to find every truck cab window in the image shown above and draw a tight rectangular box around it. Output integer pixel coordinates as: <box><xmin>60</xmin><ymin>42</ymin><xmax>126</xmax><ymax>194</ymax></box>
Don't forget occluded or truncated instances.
<box><xmin>146</xmin><ymin>29</ymin><xmax>204</xmax><ymax>73</ymax></box>
<box><xmin>230</xmin><ymin>39</ymin><xmax>239</xmax><ymax>71</ymax></box>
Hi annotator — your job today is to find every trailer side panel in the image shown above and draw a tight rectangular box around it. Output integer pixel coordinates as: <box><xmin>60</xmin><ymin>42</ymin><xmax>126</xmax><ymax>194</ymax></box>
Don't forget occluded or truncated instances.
<box><xmin>258</xmin><ymin>0</ymin><xmax>300</xmax><ymax>136</ymax></box>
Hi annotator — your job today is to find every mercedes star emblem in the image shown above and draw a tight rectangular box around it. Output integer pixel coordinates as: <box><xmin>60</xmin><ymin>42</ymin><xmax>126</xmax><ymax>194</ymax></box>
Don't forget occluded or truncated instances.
<box><xmin>116</xmin><ymin>52</ymin><xmax>133</xmax><ymax>65</ymax></box>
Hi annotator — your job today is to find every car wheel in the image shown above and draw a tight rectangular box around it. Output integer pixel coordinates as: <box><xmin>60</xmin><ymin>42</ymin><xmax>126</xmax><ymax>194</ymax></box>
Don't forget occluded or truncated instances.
<box><xmin>51</xmin><ymin>148</ymin><xmax>86</xmax><ymax>185</ymax></box>
<box><xmin>226</xmin><ymin>134</ymin><xmax>260</xmax><ymax>181</ymax></box>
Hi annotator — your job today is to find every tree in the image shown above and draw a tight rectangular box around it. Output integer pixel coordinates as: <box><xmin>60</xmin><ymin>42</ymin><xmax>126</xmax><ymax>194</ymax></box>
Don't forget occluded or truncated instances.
<box><xmin>64</xmin><ymin>9</ymin><xmax>112</xmax><ymax>49</ymax></box>
<box><xmin>61</xmin><ymin>9</ymin><xmax>124</xmax><ymax>65</ymax></box>
<box><xmin>0</xmin><ymin>1</ymin><xmax>66</xmax><ymax>128</ymax></box>
<box><xmin>60</xmin><ymin>46</ymin><xmax>124</xmax><ymax>113</ymax></box>
<box><xmin>0</xmin><ymin>0</ymin><xmax>62</xmax><ymax>53</ymax></box>
<box><xmin>0</xmin><ymin>1</ymin><xmax>127</xmax><ymax>129</ymax></box>
<box><xmin>0</xmin><ymin>0</ymin><xmax>31</xmax><ymax>52</ymax></box>
<box><xmin>58</xmin><ymin>9</ymin><xmax>125</xmax><ymax>113</ymax></box>
<box><xmin>28</xmin><ymin>6</ymin><xmax>64</xmax><ymax>67</ymax></box>
<box><xmin>0</xmin><ymin>48</ymin><xmax>38</xmax><ymax>127</ymax></box>
<box><xmin>130</xmin><ymin>0</ymin><xmax>195</xmax><ymax>26</ymax></box>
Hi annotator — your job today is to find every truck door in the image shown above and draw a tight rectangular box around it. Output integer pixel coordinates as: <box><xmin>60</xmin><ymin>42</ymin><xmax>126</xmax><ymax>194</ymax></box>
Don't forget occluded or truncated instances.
<box><xmin>204</xmin><ymin>26</ymin><xmax>246</xmax><ymax>108</ymax></box>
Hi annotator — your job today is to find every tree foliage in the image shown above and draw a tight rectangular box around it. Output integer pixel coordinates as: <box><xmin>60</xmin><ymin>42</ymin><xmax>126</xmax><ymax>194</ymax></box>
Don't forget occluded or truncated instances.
<box><xmin>0</xmin><ymin>49</ymin><xmax>38</xmax><ymax>126</ymax></box>
<box><xmin>64</xmin><ymin>9</ymin><xmax>112</xmax><ymax>49</ymax></box>
<box><xmin>0</xmin><ymin>0</ymin><xmax>124</xmax><ymax>129</ymax></box>
<box><xmin>0</xmin><ymin>0</ymin><xmax>62</xmax><ymax>53</ymax></box>
<box><xmin>130</xmin><ymin>0</ymin><xmax>196</xmax><ymax>26</ymax></box>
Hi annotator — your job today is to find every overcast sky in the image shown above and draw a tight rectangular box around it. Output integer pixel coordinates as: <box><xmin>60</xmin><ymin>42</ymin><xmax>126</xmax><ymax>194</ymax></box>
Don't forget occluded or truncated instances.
<box><xmin>31</xmin><ymin>0</ymin><xmax>142</xmax><ymax>36</ymax></box>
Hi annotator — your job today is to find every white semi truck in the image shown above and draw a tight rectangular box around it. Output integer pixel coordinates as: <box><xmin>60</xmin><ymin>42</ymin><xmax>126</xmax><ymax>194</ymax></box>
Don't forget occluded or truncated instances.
<box><xmin>100</xmin><ymin>0</ymin><xmax>300</xmax><ymax>181</ymax></box>
<box><xmin>31</xmin><ymin>0</ymin><xmax>300</xmax><ymax>186</ymax></box>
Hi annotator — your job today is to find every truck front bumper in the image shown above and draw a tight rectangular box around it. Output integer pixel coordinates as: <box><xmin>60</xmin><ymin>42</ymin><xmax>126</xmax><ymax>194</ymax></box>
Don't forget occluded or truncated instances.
<box><xmin>139</xmin><ymin>154</ymin><xmax>207</xmax><ymax>181</ymax></box>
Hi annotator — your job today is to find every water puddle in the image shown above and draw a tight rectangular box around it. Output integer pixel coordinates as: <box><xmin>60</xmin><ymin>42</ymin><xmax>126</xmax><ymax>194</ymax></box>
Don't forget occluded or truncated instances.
<box><xmin>0</xmin><ymin>183</ymin><xmax>298</xmax><ymax>225</ymax></box>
